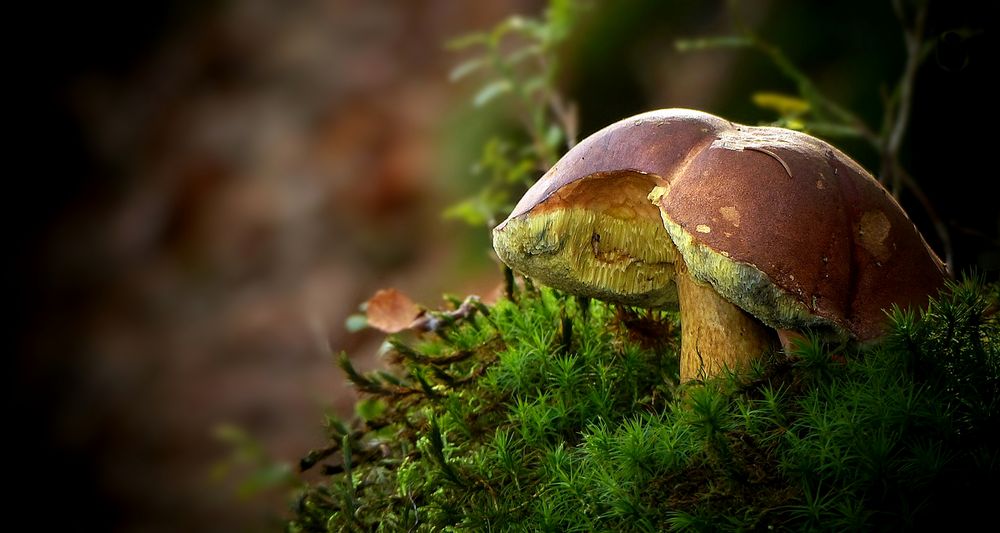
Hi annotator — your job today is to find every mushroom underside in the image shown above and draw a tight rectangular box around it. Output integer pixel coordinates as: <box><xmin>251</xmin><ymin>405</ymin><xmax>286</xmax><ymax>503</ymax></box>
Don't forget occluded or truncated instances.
<box><xmin>493</xmin><ymin>172</ymin><xmax>680</xmax><ymax>308</ymax></box>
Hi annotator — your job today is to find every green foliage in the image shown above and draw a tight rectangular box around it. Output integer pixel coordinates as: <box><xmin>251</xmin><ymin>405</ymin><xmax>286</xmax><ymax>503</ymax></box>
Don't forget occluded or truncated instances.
<box><xmin>444</xmin><ymin>0</ymin><xmax>585</xmax><ymax>228</ymax></box>
<box><xmin>289</xmin><ymin>276</ymin><xmax>999</xmax><ymax>531</ymax></box>
<box><xmin>291</xmin><ymin>286</ymin><xmax>679</xmax><ymax>532</ymax></box>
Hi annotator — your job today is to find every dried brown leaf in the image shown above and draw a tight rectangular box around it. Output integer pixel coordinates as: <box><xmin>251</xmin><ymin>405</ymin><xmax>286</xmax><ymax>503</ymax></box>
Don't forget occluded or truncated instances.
<box><xmin>365</xmin><ymin>288</ymin><xmax>423</xmax><ymax>333</ymax></box>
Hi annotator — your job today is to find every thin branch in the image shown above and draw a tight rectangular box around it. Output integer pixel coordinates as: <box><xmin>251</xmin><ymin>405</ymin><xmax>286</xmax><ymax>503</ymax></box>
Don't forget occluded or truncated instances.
<box><xmin>884</xmin><ymin>0</ymin><xmax>928</xmax><ymax>198</ymax></box>
<box><xmin>894</xmin><ymin>164</ymin><xmax>954</xmax><ymax>276</ymax></box>
<box><xmin>548</xmin><ymin>92</ymin><xmax>578</xmax><ymax>149</ymax></box>
<box><xmin>410</xmin><ymin>295</ymin><xmax>484</xmax><ymax>333</ymax></box>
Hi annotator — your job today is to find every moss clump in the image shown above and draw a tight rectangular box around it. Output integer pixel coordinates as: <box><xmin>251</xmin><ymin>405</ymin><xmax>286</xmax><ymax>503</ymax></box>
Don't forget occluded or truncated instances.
<box><xmin>289</xmin><ymin>276</ymin><xmax>998</xmax><ymax>532</ymax></box>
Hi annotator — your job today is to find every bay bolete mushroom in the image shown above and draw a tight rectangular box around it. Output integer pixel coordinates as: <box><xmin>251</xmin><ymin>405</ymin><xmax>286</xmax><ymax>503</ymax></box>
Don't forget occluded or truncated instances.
<box><xmin>492</xmin><ymin>109</ymin><xmax>946</xmax><ymax>381</ymax></box>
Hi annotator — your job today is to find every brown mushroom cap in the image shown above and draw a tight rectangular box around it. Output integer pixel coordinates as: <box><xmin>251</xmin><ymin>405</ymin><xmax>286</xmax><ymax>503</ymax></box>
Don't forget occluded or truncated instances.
<box><xmin>650</xmin><ymin>119</ymin><xmax>947</xmax><ymax>341</ymax></box>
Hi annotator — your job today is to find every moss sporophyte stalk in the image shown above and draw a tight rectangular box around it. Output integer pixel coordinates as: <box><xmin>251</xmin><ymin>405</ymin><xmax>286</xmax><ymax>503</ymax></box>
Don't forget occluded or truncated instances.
<box><xmin>290</xmin><ymin>276</ymin><xmax>998</xmax><ymax>531</ymax></box>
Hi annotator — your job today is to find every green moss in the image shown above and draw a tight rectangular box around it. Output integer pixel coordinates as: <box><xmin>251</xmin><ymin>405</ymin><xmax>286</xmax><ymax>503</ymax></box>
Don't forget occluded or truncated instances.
<box><xmin>289</xmin><ymin>275</ymin><xmax>998</xmax><ymax>532</ymax></box>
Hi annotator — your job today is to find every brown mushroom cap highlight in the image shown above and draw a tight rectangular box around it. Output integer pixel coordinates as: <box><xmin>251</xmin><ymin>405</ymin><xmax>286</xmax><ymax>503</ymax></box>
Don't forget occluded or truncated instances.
<box><xmin>493</xmin><ymin>109</ymin><xmax>946</xmax><ymax>380</ymax></box>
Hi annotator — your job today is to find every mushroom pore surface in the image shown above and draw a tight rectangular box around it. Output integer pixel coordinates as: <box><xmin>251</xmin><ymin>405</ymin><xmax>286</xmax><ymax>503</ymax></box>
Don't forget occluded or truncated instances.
<box><xmin>493</xmin><ymin>172</ymin><xmax>680</xmax><ymax>308</ymax></box>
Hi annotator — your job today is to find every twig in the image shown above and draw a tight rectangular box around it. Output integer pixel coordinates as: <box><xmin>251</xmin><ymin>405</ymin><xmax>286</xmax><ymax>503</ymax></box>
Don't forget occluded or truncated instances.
<box><xmin>895</xmin><ymin>164</ymin><xmax>954</xmax><ymax>275</ymax></box>
<box><xmin>548</xmin><ymin>92</ymin><xmax>579</xmax><ymax>149</ymax></box>
<box><xmin>537</xmin><ymin>53</ymin><xmax>579</xmax><ymax>149</ymax></box>
<box><xmin>883</xmin><ymin>0</ymin><xmax>928</xmax><ymax>197</ymax></box>
<box><xmin>410</xmin><ymin>295</ymin><xmax>484</xmax><ymax>333</ymax></box>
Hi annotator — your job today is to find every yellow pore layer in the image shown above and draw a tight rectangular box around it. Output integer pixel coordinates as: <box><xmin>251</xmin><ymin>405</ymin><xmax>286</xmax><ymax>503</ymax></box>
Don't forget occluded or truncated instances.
<box><xmin>494</xmin><ymin>205</ymin><xmax>680</xmax><ymax>309</ymax></box>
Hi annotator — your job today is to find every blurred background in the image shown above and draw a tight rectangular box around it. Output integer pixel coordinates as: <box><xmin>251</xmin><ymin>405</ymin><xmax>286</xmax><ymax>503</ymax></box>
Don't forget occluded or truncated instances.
<box><xmin>14</xmin><ymin>0</ymin><xmax>993</xmax><ymax>531</ymax></box>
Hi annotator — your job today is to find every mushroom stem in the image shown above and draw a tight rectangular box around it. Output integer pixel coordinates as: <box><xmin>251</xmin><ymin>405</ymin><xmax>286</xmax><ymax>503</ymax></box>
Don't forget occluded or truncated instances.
<box><xmin>675</xmin><ymin>262</ymin><xmax>777</xmax><ymax>382</ymax></box>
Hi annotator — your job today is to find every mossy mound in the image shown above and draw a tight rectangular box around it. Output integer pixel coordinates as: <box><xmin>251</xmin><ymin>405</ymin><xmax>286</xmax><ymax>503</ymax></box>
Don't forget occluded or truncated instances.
<box><xmin>289</xmin><ymin>276</ymin><xmax>998</xmax><ymax>532</ymax></box>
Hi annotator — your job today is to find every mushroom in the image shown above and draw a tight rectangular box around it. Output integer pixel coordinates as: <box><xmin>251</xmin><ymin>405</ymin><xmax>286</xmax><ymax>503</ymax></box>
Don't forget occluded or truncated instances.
<box><xmin>492</xmin><ymin>109</ymin><xmax>946</xmax><ymax>381</ymax></box>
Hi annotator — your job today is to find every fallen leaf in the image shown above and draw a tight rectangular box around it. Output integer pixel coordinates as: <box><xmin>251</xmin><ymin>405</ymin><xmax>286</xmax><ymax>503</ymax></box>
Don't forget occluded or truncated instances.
<box><xmin>365</xmin><ymin>288</ymin><xmax>423</xmax><ymax>333</ymax></box>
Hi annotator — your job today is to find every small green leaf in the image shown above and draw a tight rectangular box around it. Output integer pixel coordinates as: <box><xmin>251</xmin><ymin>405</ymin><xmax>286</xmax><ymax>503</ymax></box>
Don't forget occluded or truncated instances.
<box><xmin>506</xmin><ymin>44</ymin><xmax>543</xmax><ymax>65</ymax></box>
<box><xmin>500</xmin><ymin>15</ymin><xmax>530</xmax><ymax>34</ymax></box>
<box><xmin>237</xmin><ymin>463</ymin><xmax>294</xmax><ymax>499</ymax></box>
<box><xmin>449</xmin><ymin>56</ymin><xmax>488</xmax><ymax>82</ymax></box>
<box><xmin>356</xmin><ymin>397</ymin><xmax>387</xmax><ymax>421</ymax></box>
<box><xmin>213</xmin><ymin>423</ymin><xmax>252</xmax><ymax>447</ymax></box>
<box><xmin>522</xmin><ymin>75</ymin><xmax>546</xmax><ymax>95</ymax></box>
<box><xmin>445</xmin><ymin>32</ymin><xmax>490</xmax><ymax>50</ymax></box>
<box><xmin>473</xmin><ymin>79</ymin><xmax>513</xmax><ymax>107</ymax></box>
<box><xmin>544</xmin><ymin>0</ymin><xmax>576</xmax><ymax>43</ymax></box>
<box><xmin>752</xmin><ymin>91</ymin><xmax>810</xmax><ymax>116</ymax></box>
<box><xmin>443</xmin><ymin>197</ymin><xmax>489</xmax><ymax>226</ymax></box>
<box><xmin>545</xmin><ymin>124</ymin><xmax>564</xmax><ymax>150</ymax></box>
<box><xmin>505</xmin><ymin>159</ymin><xmax>536</xmax><ymax>185</ymax></box>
